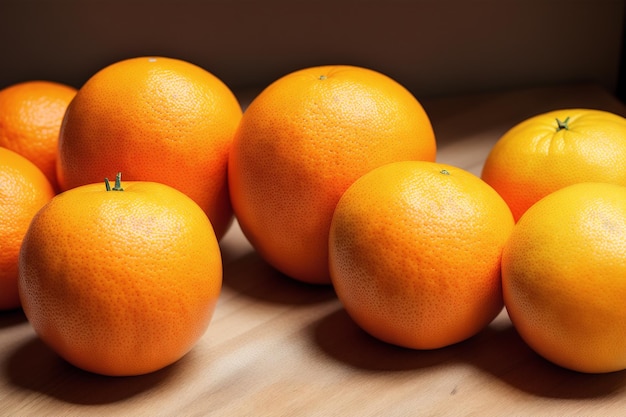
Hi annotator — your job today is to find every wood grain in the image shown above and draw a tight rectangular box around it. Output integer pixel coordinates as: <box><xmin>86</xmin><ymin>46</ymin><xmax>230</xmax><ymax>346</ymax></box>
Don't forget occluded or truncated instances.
<box><xmin>1</xmin><ymin>84</ymin><xmax>626</xmax><ymax>417</ymax></box>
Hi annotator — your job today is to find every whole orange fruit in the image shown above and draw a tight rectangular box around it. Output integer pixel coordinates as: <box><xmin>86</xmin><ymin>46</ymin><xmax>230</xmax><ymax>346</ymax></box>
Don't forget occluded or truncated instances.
<box><xmin>229</xmin><ymin>65</ymin><xmax>436</xmax><ymax>284</ymax></box>
<box><xmin>329</xmin><ymin>161</ymin><xmax>514</xmax><ymax>349</ymax></box>
<box><xmin>481</xmin><ymin>108</ymin><xmax>626</xmax><ymax>221</ymax></box>
<box><xmin>0</xmin><ymin>147</ymin><xmax>55</xmax><ymax>310</ymax></box>
<box><xmin>18</xmin><ymin>174</ymin><xmax>222</xmax><ymax>376</ymax></box>
<box><xmin>57</xmin><ymin>56</ymin><xmax>242</xmax><ymax>239</ymax></box>
<box><xmin>0</xmin><ymin>80</ymin><xmax>77</xmax><ymax>191</ymax></box>
<box><xmin>502</xmin><ymin>182</ymin><xmax>626</xmax><ymax>373</ymax></box>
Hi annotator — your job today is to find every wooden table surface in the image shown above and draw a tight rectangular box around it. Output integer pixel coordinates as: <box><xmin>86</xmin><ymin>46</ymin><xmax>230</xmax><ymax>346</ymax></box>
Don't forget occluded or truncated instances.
<box><xmin>2</xmin><ymin>84</ymin><xmax>626</xmax><ymax>417</ymax></box>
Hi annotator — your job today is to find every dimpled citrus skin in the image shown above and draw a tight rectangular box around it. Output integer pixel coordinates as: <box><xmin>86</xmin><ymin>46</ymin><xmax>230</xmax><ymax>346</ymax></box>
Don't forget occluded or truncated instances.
<box><xmin>229</xmin><ymin>65</ymin><xmax>436</xmax><ymax>284</ymax></box>
<box><xmin>502</xmin><ymin>182</ymin><xmax>626</xmax><ymax>373</ymax></box>
<box><xmin>57</xmin><ymin>56</ymin><xmax>242</xmax><ymax>239</ymax></box>
<box><xmin>0</xmin><ymin>80</ymin><xmax>76</xmax><ymax>191</ymax></box>
<box><xmin>481</xmin><ymin>108</ymin><xmax>626</xmax><ymax>221</ymax></box>
<box><xmin>18</xmin><ymin>179</ymin><xmax>222</xmax><ymax>376</ymax></box>
<box><xmin>0</xmin><ymin>147</ymin><xmax>55</xmax><ymax>310</ymax></box>
<box><xmin>330</xmin><ymin>161</ymin><xmax>514</xmax><ymax>349</ymax></box>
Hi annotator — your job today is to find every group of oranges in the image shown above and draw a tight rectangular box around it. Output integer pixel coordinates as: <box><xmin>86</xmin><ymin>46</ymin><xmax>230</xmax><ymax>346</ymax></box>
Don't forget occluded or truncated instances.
<box><xmin>2</xmin><ymin>56</ymin><xmax>626</xmax><ymax>376</ymax></box>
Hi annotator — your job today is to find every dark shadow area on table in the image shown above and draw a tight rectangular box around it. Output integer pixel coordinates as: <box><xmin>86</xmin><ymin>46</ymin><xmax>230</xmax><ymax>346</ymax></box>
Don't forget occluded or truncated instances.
<box><xmin>0</xmin><ymin>308</ymin><xmax>28</xmax><ymax>328</ymax></box>
<box><xmin>313</xmin><ymin>307</ymin><xmax>469</xmax><ymax>371</ymax></box>
<box><xmin>461</xmin><ymin>319</ymin><xmax>626</xmax><ymax>400</ymax></box>
<box><xmin>217</xmin><ymin>223</ymin><xmax>251</xmax><ymax>265</ymax></box>
<box><xmin>4</xmin><ymin>335</ymin><xmax>188</xmax><ymax>405</ymax></box>
<box><xmin>313</xmin><ymin>306</ymin><xmax>626</xmax><ymax>400</ymax></box>
<box><xmin>221</xmin><ymin>251</ymin><xmax>336</xmax><ymax>306</ymax></box>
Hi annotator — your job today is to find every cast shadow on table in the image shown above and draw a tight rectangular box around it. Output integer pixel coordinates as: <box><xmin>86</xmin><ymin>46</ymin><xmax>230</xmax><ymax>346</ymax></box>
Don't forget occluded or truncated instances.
<box><xmin>312</xmin><ymin>306</ymin><xmax>626</xmax><ymax>400</ymax></box>
<box><xmin>4</xmin><ymin>335</ymin><xmax>189</xmax><ymax>405</ymax></box>
<box><xmin>0</xmin><ymin>308</ymin><xmax>28</xmax><ymax>328</ymax></box>
<box><xmin>221</xmin><ymin>250</ymin><xmax>336</xmax><ymax>305</ymax></box>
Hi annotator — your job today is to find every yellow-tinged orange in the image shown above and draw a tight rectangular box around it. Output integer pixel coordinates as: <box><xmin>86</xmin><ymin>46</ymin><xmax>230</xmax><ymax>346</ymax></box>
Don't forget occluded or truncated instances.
<box><xmin>229</xmin><ymin>65</ymin><xmax>436</xmax><ymax>284</ymax></box>
<box><xmin>0</xmin><ymin>147</ymin><xmax>55</xmax><ymax>310</ymax></box>
<box><xmin>329</xmin><ymin>161</ymin><xmax>514</xmax><ymax>349</ymax></box>
<box><xmin>502</xmin><ymin>182</ymin><xmax>626</xmax><ymax>373</ymax></box>
<box><xmin>0</xmin><ymin>80</ymin><xmax>77</xmax><ymax>191</ymax></box>
<box><xmin>18</xmin><ymin>175</ymin><xmax>222</xmax><ymax>376</ymax></box>
<box><xmin>481</xmin><ymin>108</ymin><xmax>626</xmax><ymax>221</ymax></box>
<box><xmin>57</xmin><ymin>56</ymin><xmax>242</xmax><ymax>239</ymax></box>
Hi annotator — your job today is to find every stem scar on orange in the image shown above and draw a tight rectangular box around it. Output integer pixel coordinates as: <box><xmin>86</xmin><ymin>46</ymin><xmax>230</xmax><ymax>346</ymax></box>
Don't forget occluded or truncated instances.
<box><xmin>18</xmin><ymin>173</ymin><xmax>222</xmax><ymax>376</ymax></box>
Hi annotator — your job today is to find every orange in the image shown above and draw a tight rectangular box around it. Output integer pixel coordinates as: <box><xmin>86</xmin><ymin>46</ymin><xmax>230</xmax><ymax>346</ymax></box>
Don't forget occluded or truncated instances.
<box><xmin>0</xmin><ymin>147</ymin><xmax>55</xmax><ymax>310</ymax></box>
<box><xmin>57</xmin><ymin>56</ymin><xmax>242</xmax><ymax>239</ymax></box>
<box><xmin>502</xmin><ymin>182</ymin><xmax>626</xmax><ymax>373</ymax></box>
<box><xmin>329</xmin><ymin>161</ymin><xmax>514</xmax><ymax>349</ymax></box>
<box><xmin>229</xmin><ymin>65</ymin><xmax>436</xmax><ymax>284</ymax></box>
<box><xmin>0</xmin><ymin>80</ymin><xmax>77</xmax><ymax>191</ymax></box>
<box><xmin>18</xmin><ymin>174</ymin><xmax>222</xmax><ymax>376</ymax></box>
<box><xmin>481</xmin><ymin>108</ymin><xmax>626</xmax><ymax>221</ymax></box>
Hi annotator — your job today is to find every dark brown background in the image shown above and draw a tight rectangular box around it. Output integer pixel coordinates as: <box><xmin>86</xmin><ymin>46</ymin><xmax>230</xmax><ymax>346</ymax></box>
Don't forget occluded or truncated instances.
<box><xmin>1</xmin><ymin>0</ymin><xmax>624</xmax><ymax>100</ymax></box>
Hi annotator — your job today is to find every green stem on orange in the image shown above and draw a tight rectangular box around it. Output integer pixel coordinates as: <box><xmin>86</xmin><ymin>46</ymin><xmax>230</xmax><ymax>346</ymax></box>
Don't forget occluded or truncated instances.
<box><xmin>440</xmin><ymin>169</ymin><xmax>450</xmax><ymax>175</ymax></box>
<box><xmin>556</xmin><ymin>116</ymin><xmax>570</xmax><ymax>131</ymax></box>
<box><xmin>104</xmin><ymin>172</ymin><xmax>124</xmax><ymax>191</ymax></box>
